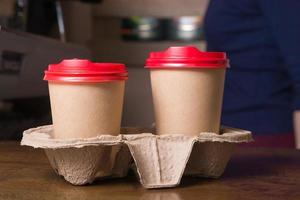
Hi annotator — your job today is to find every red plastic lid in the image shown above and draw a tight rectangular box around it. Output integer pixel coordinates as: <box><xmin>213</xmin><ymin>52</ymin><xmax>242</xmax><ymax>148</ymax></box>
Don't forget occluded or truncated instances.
<box><xmin>44</xmin><ymin>59</ymin><xmax>128</xmax><ymax>82</ymax></box>
<box><xmin>145</xmin><ymin>46</ymin><xmax>228</xmax><ymax>69</ymax></box>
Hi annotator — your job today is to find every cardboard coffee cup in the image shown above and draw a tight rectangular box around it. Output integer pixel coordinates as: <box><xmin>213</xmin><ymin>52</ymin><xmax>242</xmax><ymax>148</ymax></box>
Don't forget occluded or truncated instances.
<box><xmin>145</xmin><ymin>46</ymin><xmax>228</xmax><ymax>136</ymax></box>
<box><xmin>44</xmin><ymin>59</ymin><xmax>128</xmax><ymax>139</ymax></box>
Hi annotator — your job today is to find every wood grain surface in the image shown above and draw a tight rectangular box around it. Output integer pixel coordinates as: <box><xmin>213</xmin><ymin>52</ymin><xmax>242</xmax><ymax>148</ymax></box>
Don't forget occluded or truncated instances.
<box><xmin>0</xmin><ymin>141</ymin><xmax>299</xmax><ymax>200</ymax></box>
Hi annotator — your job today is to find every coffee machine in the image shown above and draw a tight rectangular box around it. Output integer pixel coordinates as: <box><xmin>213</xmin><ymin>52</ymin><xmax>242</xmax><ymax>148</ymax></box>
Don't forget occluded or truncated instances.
<box><xmin>0</xmin><ymin>27</ymin><xmax>90</xmax><ymax>100</ymax></box>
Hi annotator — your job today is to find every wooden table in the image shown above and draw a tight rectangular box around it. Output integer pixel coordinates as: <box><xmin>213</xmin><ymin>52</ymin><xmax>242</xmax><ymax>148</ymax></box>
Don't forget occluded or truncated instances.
<box><xmin>0</xmin><ymin>141</ymin><xmax>299</xmax><ymax>200</ymax></box>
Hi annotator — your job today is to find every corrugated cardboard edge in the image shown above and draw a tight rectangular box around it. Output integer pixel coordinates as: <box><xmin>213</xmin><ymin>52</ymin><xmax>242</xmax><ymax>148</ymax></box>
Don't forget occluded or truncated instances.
<box><xmin>21</xmin><ymin>125</ymin><xmax>123</xmax><ymax>149</ymax></box>
<box><xmin>21</xmin><ymin>125</ymin><xmax>252</xmax><ymax>148</ymax></box>
<box><xmin>196</xmin><ymin>126</ymin><xmax>253</xmax><ymax>143</ymax></box>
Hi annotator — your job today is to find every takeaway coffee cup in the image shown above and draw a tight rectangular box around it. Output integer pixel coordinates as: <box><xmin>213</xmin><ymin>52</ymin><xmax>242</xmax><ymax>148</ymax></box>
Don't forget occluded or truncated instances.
<box><xmin>145</xmin><ymin>46</ymin><xmax>228</xmax><ymax>136</ymax></box>
<box><xmin>44</xmin><ymin>59</ymin><xmax>128</xmax><ymax>139</ymax></box>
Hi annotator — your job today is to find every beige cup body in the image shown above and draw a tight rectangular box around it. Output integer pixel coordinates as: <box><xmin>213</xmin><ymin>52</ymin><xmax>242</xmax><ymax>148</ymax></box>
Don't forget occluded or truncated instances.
<box><xmin>48</xmin><ymin>81</ymin><xmax>125</xmax><ymax>139</ymax></box>
<box><xmin>150</xmin><ymin>68</ymin><xmax>225</xmax><ymax>136</ymax></box>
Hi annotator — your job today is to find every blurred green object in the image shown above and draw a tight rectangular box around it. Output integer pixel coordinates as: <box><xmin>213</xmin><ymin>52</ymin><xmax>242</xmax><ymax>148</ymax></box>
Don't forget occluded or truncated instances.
<box><xmin>121</xmin><ymin>16</ymin><xmax>205</xmax><ymax>42</ymax></box>
<box><xmin>121</xmin><ymin>16</ymin><xmax>166</xmax><ymax>41</ymax></box>
<box><xmin>167</xmin><ymin>16</ymin><xmax>205</xmax><ymax>41</ymax></box>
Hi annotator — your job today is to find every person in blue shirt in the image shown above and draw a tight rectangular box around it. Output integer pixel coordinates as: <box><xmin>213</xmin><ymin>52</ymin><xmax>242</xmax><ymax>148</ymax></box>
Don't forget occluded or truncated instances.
<box><xmin>204</xmin><ymin>0</ymin><xmax>300</xmax><ymax>148</ymax></box>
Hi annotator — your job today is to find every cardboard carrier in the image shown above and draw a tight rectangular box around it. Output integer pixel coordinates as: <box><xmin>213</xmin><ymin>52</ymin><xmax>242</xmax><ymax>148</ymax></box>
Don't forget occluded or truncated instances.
<box><xmin>21</xmin><ymin>125</ymin><xmax>252</xmax><ymax>189</ymax></box>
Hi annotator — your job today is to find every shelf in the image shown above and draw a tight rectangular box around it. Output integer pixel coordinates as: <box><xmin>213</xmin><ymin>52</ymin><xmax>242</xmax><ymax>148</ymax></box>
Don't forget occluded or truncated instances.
<box><xmin>90</xmin><ymin>16</ymin><xmax>206</xmax><ymax>66</ymax></box>
<box><xmin>90</xmin><ymin>39</ymin><xmax>206</xmax><ymax>67</ymax></box>
<box><xmin>92</xmin><ymin>0</ymin><xmax>209</xmax><ymax>18</ymax></box>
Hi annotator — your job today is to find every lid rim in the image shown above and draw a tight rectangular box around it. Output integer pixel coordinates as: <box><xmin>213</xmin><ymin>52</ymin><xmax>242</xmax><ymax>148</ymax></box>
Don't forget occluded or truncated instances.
<box><xmin>145</xmin><ymin>65</ymin><xmax>227</xmax><ymax>69</ymax></box>
<box><xmin>44</xmin><ymin>71</ymin><xmax>128</xmax><ymax>76</ymax></box>
<box><xmin>44</xmin><ymin>75</ymin><xmax>128</xmax><ymax>82</ymax></box>
<box><xmin>145</xmin><ymin>46</ymin><xmax>228</xmax><ymax>69</ymax></box>
<box><xmin>44</xmin><ymin>59</ymin><xmax>128</xmax><ymax>82</ymax></box>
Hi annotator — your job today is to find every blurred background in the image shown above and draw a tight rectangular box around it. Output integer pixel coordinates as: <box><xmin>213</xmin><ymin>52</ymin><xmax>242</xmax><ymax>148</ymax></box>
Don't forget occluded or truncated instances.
<box><xmin>1</xmin><ymin>0</ymin><xmax>298</xmax><ymax>149</ymax></box>
<box><xmin>0</xmin><ymin>0</ymin><xmax>208</xmax><ymax>140</ymax></box>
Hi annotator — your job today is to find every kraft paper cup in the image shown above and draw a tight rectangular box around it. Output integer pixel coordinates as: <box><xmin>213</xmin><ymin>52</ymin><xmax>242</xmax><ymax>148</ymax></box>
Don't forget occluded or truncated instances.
<box><xmin>44</xmin><ymin>59</ymin><xmax>128</xmax><ymax>139</ymax></box>
<box><xmin>146</xmin><ymin>46</ymin><xmax>228</xmax><ymax>136</ymax></box>
<box><xmin>48</xmin><ymin>81</ymin><xmax>125</xmax><ymax>139</ymax></box>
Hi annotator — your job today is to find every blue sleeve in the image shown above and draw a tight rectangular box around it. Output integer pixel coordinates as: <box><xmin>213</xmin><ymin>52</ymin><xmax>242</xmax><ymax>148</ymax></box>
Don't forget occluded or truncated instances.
<box><xmin>258</xmin><ymin>0</ymin><xmax>300</xmax><ymax>110</ymax></box>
